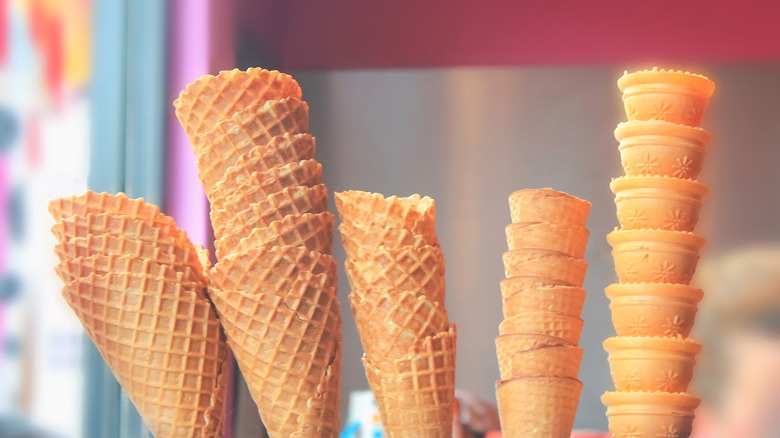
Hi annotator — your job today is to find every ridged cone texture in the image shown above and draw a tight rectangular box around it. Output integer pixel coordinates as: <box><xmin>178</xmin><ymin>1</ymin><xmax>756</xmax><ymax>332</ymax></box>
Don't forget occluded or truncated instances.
<box><xmin>335</xmin><ymin>191</ymin><xmax>437</xmax><ymax>235</ymax></box>
<box><xmin>218</xmin><ymin>212</ymin><xmax>334</xmax><ymax>259</ymax></box>
<box><xmin>339</xmin><ymin>222</ymin><xmax>439</xmax><ymax>260</ymax></box>
<box><xmin>496</xmin><ymin>377</ymin><xmax>582</xmax><ymax>438</ymax></box>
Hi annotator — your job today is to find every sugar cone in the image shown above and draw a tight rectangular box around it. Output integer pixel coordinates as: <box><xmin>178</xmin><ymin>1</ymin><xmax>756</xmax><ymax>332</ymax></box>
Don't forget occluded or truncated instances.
<box><xmin>615</xmin><ymin>120</ymin><xmax>711</xmax><ymax>179</ymax></box>
<box><xmin>505</xmin><ymin>222</ymin><xmax>589</xmax><ymax>258</ymax></box>
<box><xmin>502</xmin><ymin>286</ymin><xmax>586</xmax><ymax>319</ymax></box>
<box><xmin>508</xmin><ymin>188</ymin><xmax>591</xmax><ymax>228</ymax></box>
<box><xmin>605</xmin><ymin>336</ymin><xmax>701</xmax><ymax>393</ymax></box>
<box><xmin>208</xmin><ymin>159</ymin><xmax>322</xmax><ymax>212</ymax></box>
<box><xmin>194</xmin><ymin>98</ymin><xmax>310</xmax><ymax>195</ymax></box>
<box><xmin>606</xmin><ymin>283</ymin><xmax>702</xmax><ymax>338</ymax></box>
<box><xmin>363</xmin><ymin>326</ymin><xmax>457</xmax><ymax>438</ymax></box>
<box><xmin>602</xmin><ymin>391</ymin><xmax>700</xmax><ymax>438</ymax></box>
<box><xmin>496</xmin><ymin>376</ymin><xmax>582</xmax><ymax>438</ymax></box>
<box><xmin>498</xmin><ymin>311</ymin><xmax>584</xmax><ymax>344</ymax></box>
<box><xmin>338</xmin><ymin>222</ymin><xmax>439</xmax><ymax>261</ymax></box>
<box><xmin>174</xmin><ymin>68</ymin><xmax>302</xmax><ymax>145</ymax></box>
<box><xmin>618</xmin><ymin>67</ymin><xmax>715</xmax><ymax>127</ymax></box>
<box><xmin>208</xmin><ymin>270</ymin><xmax>341</xmax><ymax>438</ymax></box>
<box><xmin>502</xmin><ymin>345</ymin><xmax>583</xmax><ymax>380</ymax></box>
<box><xmin>335</xmin><ymin>191</ymin><xmax>436</xmax><ymax>235</ymax></box>
<box><xmin>344</xmin><ymin>245</ymin><xmax>445</xmax><ymax>305</ymax></box>
<box><xmin>210</xmin><ymin>184</ymin><xmax>328</xmax><ymax>239</ymax></box>
<box><xmin>495</xmin><ymin>334</ymin><xmax>574</xmax><ymax>378</ymax></box>
<box><xmin>502</xmin><ymin>249</ymin><xmax>587</xmax><ymax>287</ymax></box>
<box><xmin>62</xmin><ymin>271</ymin><xmax>228</xmax><ymax>437</ymax></box>
<box><xmin>608</xmin><ymin>229</ymin><xmax>705</xmax><ymax>285</ymax></box>
<box><xmin>210</xmin><ymin>245</ymin><xmax>336</xmax><ymax>297</ymax></box>
<box><xmin>611</xmin><ymin>176</ymin><xmax>708</xmax><ymax>232</ymax></box>
<box><xmin>499</xmin><ymin>276</ymin><xmax>573</xmax><ymax>302</ymax></box>
<box><xmin>216</xmin><ymin>212</ymin><xmax>334</xmax><ymax>259</ymax></box>
<box><xmin>349</xmin><ymin>287</ymin><xmax>449</xmax><ymax>365</ymax></box>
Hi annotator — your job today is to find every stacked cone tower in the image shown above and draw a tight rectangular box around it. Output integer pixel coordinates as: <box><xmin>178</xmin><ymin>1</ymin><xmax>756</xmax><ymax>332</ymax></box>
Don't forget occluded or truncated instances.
<box><xmin>335</xmin><ymin>191</ymin><xmax>456</xmax><ymax>438</ymax></box>
<box><xmin>48</xmin><ymin>192</ymin><xmax>228</xmax><ymax>437</ymax></box>
<box><xmin>602</xmin><ymin>68</ymin><xmax>716</xmax><ymax>438</ymax></box>
<box><xmin>495</xmin><ymin>188</ymin><xmax>591</xmax><ymax>437</ymax></box>
<box><xmin>174</xmin><ymin>68</ymin><xmax>341</xmax><ymax>437</ymax></box>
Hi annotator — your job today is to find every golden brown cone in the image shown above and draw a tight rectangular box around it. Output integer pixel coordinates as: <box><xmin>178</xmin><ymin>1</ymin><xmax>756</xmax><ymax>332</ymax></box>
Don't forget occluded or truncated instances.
<box><xmin>363</xmin><ymin>326</ymin><xmax>457</xmax><ymax>438</ymax></box>
<box><xmin>344</xmin><ymin>245</ymin><xmax>445</xmax><ymax>305</ymax></box>
<box><xmin>62</xmin><ymin>271</ymin><xmax>228</xmax><ymax>438</ymax></box>
<box><xmin>495</xmin><ymin>334</ymin><xmax>571</xmax><ymax>378</ymax></box>
<box><xmin>498</xmin><ymin>311</ymin><xmax>584</xmax><ymax>344</ymax></box>
<box><xmin>194</xmin><ymin>98</ymin><xmax>310</xmax><ymax>195</ymax></box>
<box><xmin>335</xmin><ymin>190</ymin><xmax>436</xmax><ymax>235</ymax></box>
<box><xmin>496</xmin><ymin>377</ymin><xmax>582</xmax><ymax>438</ymax></box>
<box><xmin>210</xmin><ymin>245</ymin><xmax>336</xmax><ymax>297</ymax></box>
<box><xmin>207</xmin><ymin>270</ymin><xmax>341</xmax><ymax>438</ymax></box>
<box><xmin>611</xmin><ymin>175</ymin><xmax>708</xmax><ymax>232</ymax></box>
<box><xmin>208</xmin><ymin>159</ymin><xmax>323</xmax><ymax>214</ymax></box>
<box><xmin>215</xmin><ymin>212</ymin><xmax>334</xmax><ymax>260</ymax></box>
<box><xmin>505</xmin><ymin>222</ymin><xmax>589</xmax><ymax>259</ymax></box>
<box><xmin>499</xmin><ymin>276</ymin><xmax>572</xmax><ymax>302</ymax></box>
<box><xmin>338</xmin><ymin>222</ymin><xmax>439</xmax><ymax>261</ymax></box>
<box><xmin>498</xmin><ymin>345</ymin><xmax>583</xmax><ymax>381</ymax></box>
<box><xmin>508</xmin><ymin>188</ymin><xmax>590</xmax><ymax>227</ymax></box>
<box><xmin>349</xmin><ymin>288</ymin><xmax>449</xmax><ymax>366</ymax></box>
<box><xmin>210</xmin><ymin>184</ymin><xmax>328</xmax><ymax>240</ymax></box>
<box><xmin>604</xmin><ymin>336</ymin><xmax>701</xmax><ymax>393</ymax></box>
<box><xmin>602</xmin><ymin>391</ymin><xmax>700</xmax><ymax>438</ymax></box>
<box><xmin>174</xmin><ymin>68</ymin><xmax>302</xmax><ymax>145</ymax></box>
<box><xmin>54</xmin><ymin>254</ymin><xmax>197</xmax><ymax>289</ymax></box>
<box><xmin>290</xmin><ymin>340</ymin><xmax>342</xmax><ymax>438</ymax></box>
<box><xmin>502</xmin><ymin>287</ymin><xmax>587</xmax><ymax>319</ymax></box>
<box><xmin>502</xmin><ymin>249</ymin><xmax>587</xmax><ymax>287</ymax></box>
<box><xmin>608</xmin><ymin>229</ymin><xmax>705</xmax><ymax>285</ymax></box>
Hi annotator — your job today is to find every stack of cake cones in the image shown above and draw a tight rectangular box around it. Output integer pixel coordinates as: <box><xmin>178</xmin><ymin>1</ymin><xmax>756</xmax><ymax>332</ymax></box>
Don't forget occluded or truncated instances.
<box><xmin>602</xmin><ymin>68</ymin><xmax>715</xmax><ymax>438</ymax></box>
<box><xmin>174</xmin><ymin>68</ymin><xmax>341</xmax><ymax>437</ymax></box>
<box><xmin>48</xmin><ymin>191</ymin><xmax>228</xmax><ymax>437</ymax></box>
<box><xmin>335</xmin><ymin>191</ymin><xmax>456</xmax><ymax>437</ymax></box>
<box><xmin>495</xmin><ymin>188</ymin><xmax>591</xmax><ymax>438</ymax></box>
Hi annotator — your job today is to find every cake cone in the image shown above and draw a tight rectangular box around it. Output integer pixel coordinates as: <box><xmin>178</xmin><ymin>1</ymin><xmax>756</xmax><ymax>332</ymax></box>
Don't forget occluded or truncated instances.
<box><xmin>499</xmin><ymin>276</ymin><xmax>572</xmax><ymax>301</ymax></box>
<box><xmin>502</xmin><ymin>287</ymin><xmax>587</xmax><ymax>319</ymax></box>
<box><xmin>335</xmin><ymin>191</ymin><xmax>436</xmax><ymax>235</ymax></box>
<box><xmin>496</xmin><ymin>377</ymin><xmax>582</xmax><ymax>438</ymax></box>
<box><xmin>62</xmin><ymin>271</ymin><xmax>228</xmax><ymax>438</ymax></box>
<box><xmin>208</xmin><ymin>270</ymin><xmax>341</xmax><ymax>438</ymax></box>
<box><xmin>173</xmin><ymin>68</ymin><xmax>301</xmax><ymax>145</ymax></box>
<box><xmin>605</xmin><ymin>336</ymin><xmax>701</xmax><ymax>393</ymax></box>
<box><xmin>195</xmin><ymin>98</ymin><xmax>310</xmax><ymax>195</ymax></box>
<box><xmin>498</xmin><ymin>311</ymin><xmax>584</xmax><ymax>344</ymax></box>
<box><xmin>338</xmin><ymin>223</ymin><xmax>439</xmax><ymax>261</ymax></box>
<box><xmin>608</xmin><ymin>229</ymin><xmax>705</xmax><ymax>285</ymax></box>
<box><xmin>217</xmin><ymin>212</ymin><xmax>334</xmax><ymax>259</ymax></box>
<box><xmin>502</xmin><ymin>249</ymin><xmax>588</xmax><ymax>287</ymax></box>
<box><xmin>606</xmin><ymin>283</ymin><xmax>702</xmax><ymax>338</ymax></box>
<box><xmin>602</xmin><ymin>391</ymin><xmax>700</xmax><ymax>438</ymax></box>
<box><xmin>344</xmin><ymin>245</ymin><xmax>445</xmax><ymax>305</ymax></box>
<box><xmin>505</xmin><ymin>222</ymin><xmax>589</xmax><ymax>258</ymax></box>
<box><xmin>612</xmin><ymin>176</ymin><xmax>708</xmax><ymax>232</ymax></box>
<box><xmin>615</xmin><ymin>120</ymin><xmax>711</xmax><ymax>179</ymax></box>
<box><xmin>363</xmin><ymin>327</ymin><xmax>457</xmax><ymax>438</ymax></box>
<box><xmin>508</xmin><ymin>188</ymin><xmax>591</xmax><ymax>227</ymax></box>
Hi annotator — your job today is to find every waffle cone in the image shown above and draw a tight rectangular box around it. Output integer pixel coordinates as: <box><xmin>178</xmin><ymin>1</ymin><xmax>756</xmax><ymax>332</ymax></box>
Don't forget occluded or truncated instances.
<box><xmin>502</xmin><ymin>287</ymin><xmax>586</xmax><ymax>319</ymax></box>
<box><xmin>495</xmin><ymin>377</ymin><xmax>582</xmax><ymax>438</ymax></box>
<box><xmin>612</xmin><ymin>176</ymin><xmax>708</xmax><ymax>232</ymax></box>
<box><xmin>338</xmin><ymin>223</ymin><xmax>439</xmax><ymax>261</ymax></box>
<box><xmin>508</xmin><ymin>188</ymin><xmax>591</xmax><ymax>228</ymax></box>
<box><xmin>602</xmin><ymin>391</ymin><xmax>699</xmax><ymax>438</ymax></box>
<box><xmin>605</xmin><ymin>336</ymin><xmax>701</xmax><ymax>393</ymax></box>
<box><xmin>208</xmin><ymin>270</ymin><xmax>341</xmax><ymax>438</ymax></box>
<box><xmin>210</xmin><ymin>245</ymin><xmax>336</xmax><ymax>297</ymax></box>
<box><xmin>344</xmin><ymin>245</ymin><xmax>445</xmax><ymax>305</ymax></box>
<box><xmin>216</xmin><ymin>212</ymin><xmax>334</xmax><ymax>259</ymax></box>
<box><xmin>62</xmin><ymin>271</ymin><xmax>228</xmax><ymax>437</ymax></box>
<box><xmin>55</xmin><ymin>254</ymin><xmax>198</xmax><ymax>289</ymax></box>
<box><xmin>363</xmin><ymin>326</ymin><xmax>457</xmax><ymax>438</ymax></box>
<box><xmin>349</xmin><ymin>287</ymin><xmax>449</xmax><ymax>365</ymax></box>
<box><xmin>498</xmin><ymin>311</ymin><xmax>584</xmax><ymax>344</ymax></box>
<box><xmin>210</xmin><ymin>184</ymin><xmax>328</xmax><ymax>239</ymax></box>
<box><xmin>606</xmin><ymin>283</ymin><xmax>702</xmax><ymax>338</ymax></box>
<box><xmin>616</xmin><ymin>120</ymin><xmax>711</xmax><ymax>179</ymax></box>
<box><xmin>499</xmin><ymin>276</ymin><xmax>572</xmax><ymax>302</ymax></box>
<box><xmin>608</xmin><ymin>229</ymin><xmax>705</xmax><ymax>285</ymax></box>
<box><xmin>194</xmin><ymin>98</ymin><xmax>310</xmax><ymax>195</ymax></box>
<box><xmin>502</xmin><ymin>250</ymin><xmax>587</xmax><ymax>287</ymax></box>
<box><xmin>505</xmin><ymin>222</ymin><xmax>589</xmax><ymax>258</ymax></box>
<box><xmin>174</xmin><ymin>68</ymin><xmax>302</xmax><ymax>145</ymax></box>
<box><xmin>335</xmin><ymin>191</ymin><xmax>436</xmax><ymax>235</ymax></box>
<box><xmin>499</xmin><ymin>345</ymin><xmax>583</xmax><ymax>380</ymax></box>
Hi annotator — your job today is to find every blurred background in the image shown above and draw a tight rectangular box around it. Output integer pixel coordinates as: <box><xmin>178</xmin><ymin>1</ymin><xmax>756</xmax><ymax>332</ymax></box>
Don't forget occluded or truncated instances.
<box><xmin>1</xmin><ymin>0</ymin><xmax>779</xmax><ymax>437</ymax></box>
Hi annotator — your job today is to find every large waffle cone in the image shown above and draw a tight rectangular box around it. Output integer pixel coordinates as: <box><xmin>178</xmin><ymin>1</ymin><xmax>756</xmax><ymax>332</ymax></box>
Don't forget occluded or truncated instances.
<box><xmin>174</xmin><ymin>68</ymin><xmax>302</xmax><ymax>145</ymax></box>
<box><xmin>335</xmin><ymin>191</ymin><xmax>436</xmax><ymax>235</ymax></box>
<box><xmin>508</xmin><ymin>188</ymin><xmax>591</xmax><ymax>228</ymax></box>
<box><xmin>54</xmin><ymin>254</ymin><xmax>198</xmax><ymax>289</ymax></box>
<box><xmin>344</xmin><ymin>245</ymin><xmax>445</xmax><ymax>305</ymax></box>
<box><xmin>216</xmin><ymin>212</ymin><xmax>334</xmax><ymax>259</ymax></box>
<box><xmin>62</xmin><ymin>271</ymin><xmax>228</xmax><ymax>437</ymax></box>
<box><xmin>210</xmin><ymin>184</ymin><xmax>328</xmax><ymax>240</ymax></box>
<box><xmin>338</xmin><ymin>223</ymin><xmax>439</xmax><ymax>261</ymax></box>
<box><xmin>195</xmin><ymin>98</ymin><xmax>310</xmax><ymax>195</ymax></box>
<box><xmin>209</xmin><ymin>159</ymin><xmax>323</xmax><ymax>215</ymax></box>
<box><xmin>349</xmin><ymin>287</ymin><xmax>449</xmax><ymax>365</ymax></box>
<box><xmin>210</xmin><ymin>245</ymin><xmax>336</xmax><ymax>297</ymax></box>
<box><xmin>496</xmin><ymin>377</ymin><xmax>582</xmax><ymax>438</ymax></box>
<box><xmin>502</xmin><ymin>249</ymin><xmax>588</xmax><ymax>287</ymax></box>
<box><xmin>498</xmin><ymin>345</ymin><xmax>583</xmax><ymax>380</ymax></box>
<box><xmin>207</xmin><ymin>270</ymin><xmax>341</xmax><ymax>438</ymax></box>
<box><xmin>363</xmin><ymin>326</ymin><xmax>457</xmax><ymax>438</ymax></box>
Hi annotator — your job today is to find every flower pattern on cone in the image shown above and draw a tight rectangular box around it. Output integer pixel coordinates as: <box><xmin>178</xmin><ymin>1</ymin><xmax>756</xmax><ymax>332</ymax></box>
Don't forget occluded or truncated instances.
<box><xmin>611</xmin><ymin>176</ymin><xmax>708</xmax><ymax>232</ymax></box>
<box><xmin>604</xmin><ymin>336</ymin><xmax>701</xmax><ymax>393</ymax></box>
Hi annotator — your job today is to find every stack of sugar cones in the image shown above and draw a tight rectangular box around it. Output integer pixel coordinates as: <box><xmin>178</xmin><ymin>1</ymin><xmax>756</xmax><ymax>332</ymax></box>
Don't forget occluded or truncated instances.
<box><xmin>174</xmin><ymin>68</ymin><xmax>341</xmax><ymax>437</ymax></box>
<box><xmin>335</xmin><ymin>191</ymin><xmax>456</xmax><ymax>438</ymax></box>
<box><xmin>496</xmin><ymin>188</ymin><xmax>591</xmax><ymax>438</ymax></box>
<box><xmin>48</xmin><ymin>191</ymin><xmax>228</xmax><ymax>437</ymax></box>
<box><xmin>602</xmin><ymin>68</ymin><xmax>715</xmax><ymax>438</ymax></box>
